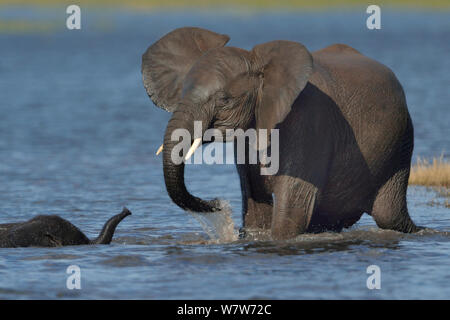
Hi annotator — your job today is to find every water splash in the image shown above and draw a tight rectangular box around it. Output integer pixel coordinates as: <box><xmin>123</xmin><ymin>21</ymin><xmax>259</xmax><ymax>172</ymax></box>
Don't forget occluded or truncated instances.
<box><xmin>188</xmin><ymin>200</ymin><xmax>239</xmax><ymax>243</ymax></box>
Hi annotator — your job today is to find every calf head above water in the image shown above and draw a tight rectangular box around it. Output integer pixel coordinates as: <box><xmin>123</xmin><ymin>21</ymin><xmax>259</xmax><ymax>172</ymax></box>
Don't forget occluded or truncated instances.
<box><xmin>0</xmin><ymin>207</ymin><xmax>132</xmax><ymax>248</ymax></box>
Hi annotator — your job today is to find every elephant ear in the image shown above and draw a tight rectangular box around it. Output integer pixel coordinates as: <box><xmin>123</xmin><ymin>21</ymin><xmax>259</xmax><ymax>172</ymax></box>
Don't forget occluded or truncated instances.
<box><xmin>252</xmin><ymin>40</ymin><xmax>313</xmax><ymax>130</ymax></box>
<box><xmin>142</xmin><ymin>27</ymin><xmax>230</xmax><ymax>112</ymax></box>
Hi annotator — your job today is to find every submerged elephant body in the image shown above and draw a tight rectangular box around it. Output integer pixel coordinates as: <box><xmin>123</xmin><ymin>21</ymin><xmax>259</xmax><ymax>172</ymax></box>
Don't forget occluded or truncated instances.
<box><xmin>0</xmin><ymin>208</ymin><xmax>131</xmax><ymax>248</ymax></box>
<box><xmin>142</xmin><ymin>27</ymin><xmax>420</xmax><ymax>239</ymax></box>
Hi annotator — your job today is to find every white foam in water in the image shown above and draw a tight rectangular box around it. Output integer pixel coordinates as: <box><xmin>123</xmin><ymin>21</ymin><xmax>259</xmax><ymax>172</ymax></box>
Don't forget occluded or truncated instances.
<box><xmin>189</xmin><ymin>200</ymin><xmax>239</xmax><ymax>243</ymax></box>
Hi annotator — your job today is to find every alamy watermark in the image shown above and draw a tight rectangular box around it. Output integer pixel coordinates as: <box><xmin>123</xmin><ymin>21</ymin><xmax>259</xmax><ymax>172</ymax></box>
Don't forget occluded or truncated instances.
<box><xmin>366</xmin><ymin>5</ymin><xmax>381</xmax><ymax>30</ymax></box>
<box><xmin>66</xmin><ymin>5</ymin><xmax>81</xmax><ymax>30</ymax></box>
<box><xmin>66</xmin><ymin>265</ymin><xmax>81</xmax><ymax>290</ymax></box>
<box><xmin>366</xmin><ymin>265</ymin><xmax>381</xmax><ymax>290</ymax></box>
<box><xmin>165</xmin><ymin>121</ymin><xmax>279</xmax><ymax>175</ymax></box>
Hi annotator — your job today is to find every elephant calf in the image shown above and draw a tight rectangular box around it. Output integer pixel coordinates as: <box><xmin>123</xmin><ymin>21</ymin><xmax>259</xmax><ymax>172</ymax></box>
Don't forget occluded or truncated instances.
<box><xmin>0</xmin><ymin>207</ymin><xmax>131</xmax><ymax>248</ymax></box>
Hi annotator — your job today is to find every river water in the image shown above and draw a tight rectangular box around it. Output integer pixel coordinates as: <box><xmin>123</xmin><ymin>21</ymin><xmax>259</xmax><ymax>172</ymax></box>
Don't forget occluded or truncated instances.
<box><xmin>0</xmin><ymin>7</ymin><xmax>449</xmax><ymax>299</ymax></box>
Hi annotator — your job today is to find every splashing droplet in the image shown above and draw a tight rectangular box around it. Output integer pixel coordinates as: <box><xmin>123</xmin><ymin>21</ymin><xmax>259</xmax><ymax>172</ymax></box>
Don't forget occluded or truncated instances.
<box><xmin>189</xmin><ymin>200</ymin><xmax>238</xmax><ymax>243</ymax></box>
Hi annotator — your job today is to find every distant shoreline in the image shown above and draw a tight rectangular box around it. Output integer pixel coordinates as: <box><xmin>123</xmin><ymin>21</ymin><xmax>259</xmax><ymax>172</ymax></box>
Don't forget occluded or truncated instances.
<box><xmin>0</xmin><ymin>0</ymin><xmax>449</xmax><ymax>10</ymax></box>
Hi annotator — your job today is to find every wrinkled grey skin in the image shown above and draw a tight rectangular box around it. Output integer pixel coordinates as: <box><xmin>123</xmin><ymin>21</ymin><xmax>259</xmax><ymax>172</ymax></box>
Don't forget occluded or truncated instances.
<box><xmin>0</xmin><ymin>208</ymin><xmax>131</xmax><ymax>248</ymax></box>
<box><xmin>142</xmin><ymin>27</ymin><xmax>421</xmax><ymax>240</ymax></box>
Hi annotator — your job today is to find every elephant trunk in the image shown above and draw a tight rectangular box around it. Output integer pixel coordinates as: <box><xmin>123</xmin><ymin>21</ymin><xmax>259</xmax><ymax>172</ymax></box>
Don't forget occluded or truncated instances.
<box><xmin>162</xmin><ymin>109</ymin><xmax>220</xmax><ymax>213</ymax></box>
<box><xmin>91</xmin><ymin>207</ymin><xmax>132</xmax><ymax>244</ymax></box>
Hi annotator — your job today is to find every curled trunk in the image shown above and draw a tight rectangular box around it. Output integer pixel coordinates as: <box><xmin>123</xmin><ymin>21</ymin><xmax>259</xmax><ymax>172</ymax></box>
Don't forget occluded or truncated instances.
<box><xmin>162</xmin><ymin>109</ymin><xmax>220</xmax><ymax>213</ymax></box>
<box><xmin>91</xmin><ymin>207</ymin><xmax>132</xmax><ymax>244</ymax></box>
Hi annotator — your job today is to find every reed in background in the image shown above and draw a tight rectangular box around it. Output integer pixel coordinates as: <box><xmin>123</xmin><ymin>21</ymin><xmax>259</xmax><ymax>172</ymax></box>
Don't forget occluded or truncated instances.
<box><xmin>409</xmin><ymin>155</ymin><xmax>450</xmax><ymax>188</ymax></box>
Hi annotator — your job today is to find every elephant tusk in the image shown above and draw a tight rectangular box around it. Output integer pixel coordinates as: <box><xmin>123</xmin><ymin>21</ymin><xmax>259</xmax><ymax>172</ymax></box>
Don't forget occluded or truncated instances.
<box><xmin>156</xmin><ymin>144</ymin><xmax>163</xmax><ymax>156</ymax></box>
<box><xmin>184</xmin><ymin>138</ymin><xmax>202</xmax><ymax>161</ymax></box>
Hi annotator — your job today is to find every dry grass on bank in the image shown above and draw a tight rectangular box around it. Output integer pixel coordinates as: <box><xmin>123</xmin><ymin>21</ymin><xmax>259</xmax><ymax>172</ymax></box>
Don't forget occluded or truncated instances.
<box><xmin>409</xmin><ymin>156</ymin><xmax>450</xmax><ymax>188</ymax></box>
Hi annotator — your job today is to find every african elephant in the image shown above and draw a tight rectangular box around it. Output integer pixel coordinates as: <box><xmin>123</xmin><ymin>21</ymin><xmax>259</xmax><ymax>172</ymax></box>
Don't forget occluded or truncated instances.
<box><xmin>0</xmin><ymin>208</ymin><xmax>131</xmax><ymax>247</ymax></box>
<box><xmin>142</xmin><ymin>27</ymin><xmax>420</xmax><ymax>240</ymax></box>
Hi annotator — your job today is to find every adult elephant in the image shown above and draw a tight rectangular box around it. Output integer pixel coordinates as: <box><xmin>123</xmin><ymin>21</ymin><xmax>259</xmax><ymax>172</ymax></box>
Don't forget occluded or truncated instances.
<box><xmin>142</xmin><ymin>27</ymin><xmax>420</xmax><ymax>240</ymax></box>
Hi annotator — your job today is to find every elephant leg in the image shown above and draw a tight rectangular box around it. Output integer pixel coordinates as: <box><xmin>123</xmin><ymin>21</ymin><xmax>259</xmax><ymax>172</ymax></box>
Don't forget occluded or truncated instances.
<box><xmin>340</xmin><ymin>211</ymin><xmax>364</xmax><ymax>229</ymax></box>
<box><xmin>245</xmin><ymin>198</ymin><xmax>273</xmax><ymax>230</ymax></box>
<box><xmin>307</xmin><ymin>210</ymin><xmax>363</xmax><ymax>233</ymax></box>
<box><xmin>236</xmin><ymin>162</ymin><xmax>273</xmax><ymax>231</ymax></box>
<box><xmin>271</xmin><ymin>177</ymin><xmax>317</xmax><ymax>240</ymax></box>
<box><xmin>370</xmin><ymin>168</ymin><xmax>420</xmax><ymax>233</ymax></box>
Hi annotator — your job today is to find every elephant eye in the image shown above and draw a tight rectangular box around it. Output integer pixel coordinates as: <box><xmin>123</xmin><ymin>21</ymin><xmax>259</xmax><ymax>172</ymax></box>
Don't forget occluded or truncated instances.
<box><xmin>216</xmin><ymin>93</ymin><xmax>232</xmax><ymax>106</ymax></box>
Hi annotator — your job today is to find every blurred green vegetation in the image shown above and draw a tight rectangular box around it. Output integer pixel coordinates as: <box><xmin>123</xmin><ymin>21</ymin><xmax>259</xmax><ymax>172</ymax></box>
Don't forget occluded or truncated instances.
<box><xmin>0</xmin><ymin>0</ymin><xmax>449</xmax><ymax>9</ymax></box>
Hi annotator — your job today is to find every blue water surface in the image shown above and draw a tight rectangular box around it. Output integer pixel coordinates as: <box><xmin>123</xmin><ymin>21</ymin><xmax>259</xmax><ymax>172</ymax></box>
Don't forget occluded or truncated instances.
<box><xmin>0</xmin><ymin>7</ymin><xmax>449</xmax><ymax>299</ymax></box>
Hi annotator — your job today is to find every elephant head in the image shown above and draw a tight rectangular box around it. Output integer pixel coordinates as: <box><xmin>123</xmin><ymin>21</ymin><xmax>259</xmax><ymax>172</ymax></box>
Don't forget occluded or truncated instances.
<box><xmin>142</xmin><ymin>27</ymin><xmax>313</xmax><ymax>213</ymax></box>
